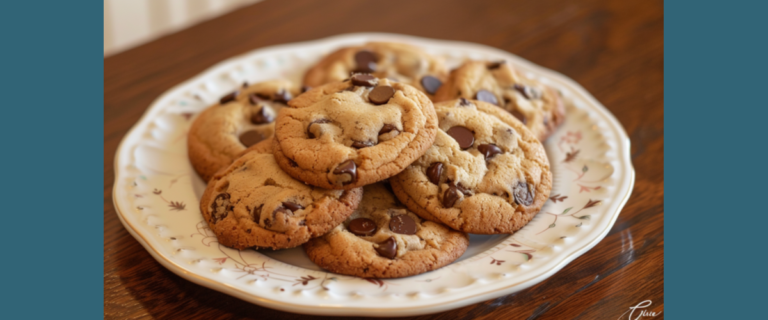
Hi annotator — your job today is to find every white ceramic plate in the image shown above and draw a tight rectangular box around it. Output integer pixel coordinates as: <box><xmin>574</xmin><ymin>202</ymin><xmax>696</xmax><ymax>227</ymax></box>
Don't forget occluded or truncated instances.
<box><xmin>113</xmin><ymin>33</ymin><xmax>634</xmax><ymax>317</ymax></box>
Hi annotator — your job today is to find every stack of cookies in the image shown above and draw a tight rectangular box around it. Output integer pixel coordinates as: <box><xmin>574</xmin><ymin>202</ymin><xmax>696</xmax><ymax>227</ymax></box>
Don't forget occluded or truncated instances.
<box><xmin>188</xmin><ymin>42</ymin><xmax>564</xmax><ymax>278</ymax></box>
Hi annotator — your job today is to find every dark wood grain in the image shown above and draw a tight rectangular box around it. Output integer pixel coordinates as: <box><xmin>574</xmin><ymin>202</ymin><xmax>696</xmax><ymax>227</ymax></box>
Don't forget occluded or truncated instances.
<box><xmin>104</xmin><ymin>0</ymin><xmax>663</xmax><ymax>319</ymax></box>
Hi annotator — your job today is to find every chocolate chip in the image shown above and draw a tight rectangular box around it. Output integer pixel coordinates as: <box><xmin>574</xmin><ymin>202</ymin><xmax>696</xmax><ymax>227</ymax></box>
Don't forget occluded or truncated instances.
<box><xmin>307</xmin><ymin>119</ymin><xmax>331</xmax><ymax>139</ymax></box>
<box><xmin>475</xmin><ymin>90</ymin><xmax>498</xmax><ymax>105</ymax></box>
<box><xmin>351</xmin><ymin>140</ymin><xmax>374</xmax><ymax>149</ymax></box>
<box><xmin>273</xmin><ymin>90</ymin><xmax>292</xmax><ymax>104</ymax></box>
<box><xmin>513</xmin><ymin>181</ymin><xmax>534</xmax><ymax>206</ymax></box>
<box><xmin>210</xmin><ymin>193</ymin><xmax>232</xmax><ymax>223</ymax></box>
<box><xmin>510</xmin><ymin>109</ymin><xmax>527</xmax><ymax>124</ymax></box>
<box><xmin>375</xmin><ymin>237</ymin><xmax>397</xmax><ymax>259</ymax></box>
<box><xmin>369</xmin><ymin>85</ymin><xmax>395</xmax><ymax>105</ymax></box>
<box><xmin>282</xmin><ymin>202</ymin><xmax>303</xmax><ymax>212</ymax></box>
<box><xmin>478</xmin><ymin>144</ymin><xmax>502</xmax><ymax>160</ymax></box>
<box><xmin>348</xmin><ymin>218</ymin><xmax>377</xmax><ymax>236</ymax></box>
<box><xmin>248</xmin><ymin>93</ymin><xmax>265</xmax><ymax>105</ymax></box>
<box><xmin>427</xmin><ymin>163</ymin><xmax>443</xmax><ymax>185</ymax></box>
<box><xmin>443</xmin><ymin>186</ymin><xmax>462</xmax><ymax>207</ymax></box>
<box><xmin>239</xmin><ymin>130</ymin><xmax>268</xmax><ymax>147</ymax></box>
<box><xmin>251</xmin><ymin>204</ymin><xmax>263</xmax><ymax>221</ymax></box>
<box><xmin>513</xmin><ymin>84</ymin><xmax>541</xmax><ymax>100</ymax></box>
<box><xmin>389</xmin><ymin>215</ymin><xmax>417</xmax><ymax>235</ymax></box>
<box><xmin>488</xmin><ymin>60</ymin><xmax>506</xmax><ymax>70</ymax></box>
<box><xmin>354</xmin><ymin>50</ymin><xmax>378</xmax><ymax>73</ymax></box>
<box><xmin>455</xmin><ymin>183</ymin><xmax>472</xmax><ymax>196</ymax></box>
<box><xmin>458</xmin><ymin>98</ymin><xmax>471</xmax><ymax>106</ymax></box>
<box><xmin>446</xmin><ymin>126</ymin><xmax>474</xmax><ymax>149</ymax></box>
<box><xmin>420</xmin><ymin>76</ymin><xmax>442</xmax><ymax>95</ymax></box>
<box><xmin>301</xmin><ymin>85</ymin><xmax>311</xmax><ymax>93</ymax></box>
<box><xmin>251</xmin><ymin>107</ymin><xmax>273</xmax><ymax>124</ymax></box>
<box><xmin>333</xmin><ymin>160</ymin><xmax>357</xmax><ymax>184</ymax></box>
<box><xmin>379</xmin><ymin>124</ymin><xmax>398</xmax><ymax>135</ymax></box>
<box><xmin>351</xmin><ymin>74</ymin><xmax>376</xmax><ymax>87</ymax></box>
<box><xmin>219</xmin><ymin>90</ymin><xmax>239</xmax><ymax>104</ymax></box>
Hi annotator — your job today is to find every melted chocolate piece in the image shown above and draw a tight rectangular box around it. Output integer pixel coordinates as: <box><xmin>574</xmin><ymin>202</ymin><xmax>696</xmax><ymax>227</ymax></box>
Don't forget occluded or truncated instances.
<box><xmin>375</xmin><ymin>237</ymin><xmax>397</xmax><ymax>259</ymax></box>
<box><xmin>475</xmin><ymin>90</ymin><xmax>498</xmax><ymax>106</ymax></box>
<box><xmin>389</xmin><ymin>215</ymin><xmax>417</xmax><ymax>235</ymax></box>
<box><xmin>354</xmin><ymin>50</ymin><xmax>378</xmax><ymax>73</ymax></box>
<box><xmin>351</xmin><ymin>74</ymin><xmax>376</xmax><ymax>87</ymax></box>
<box><xmin>282</xmin><ymin>202</ymin><xmax>303</xmax><ymax>212</ymax></box>
<box><xmin>446</xmin><ymin>126</ymin><xmax>475</xmax><ymax>150</ymax></box>
<box><xmin>443</xmin><ymin>185</ymin><xmax>462</xmax><ymax>207</ymax></box>
<box><xmin>273</xmin><ymin>90</ymin><xmax>292</xmax><ymax>104</ymax></box>
<box><xmin>369</xmin><ymin>85</ymin><xmax>395</xmax><ymax>105</ymax></box>
<box><xmin>251</xmin><ymin>107</ymin><xmax>273</xmax><ymax>124</ymax></box>
<box><xmin>307</xmin><ymin>119</ymin><xmax>331</xmax><ymax>139</ymax></box>
<box><xmin>210</xmin><ymin>193</ymin><xmax>232</xmax><ymax>223</ymax></box>
<box><xmin>379</xmin><ymin>124</ymin><xmax>398</xmax><ymax>135</ymax></box>
<box><xmin>348</xmin><ymin>218</ymin><xmax>377</xmax><ymax>236</ymax></box>
<box><xmin>239</xmin><ymin>130</ymin><xmax>268</xmax><ymax>147</ymax></box>
<box><xmin>478</xmin><ymin>144</ymin><xmax>502</xmax><ymax>160</ymax></box>
<box><xmin>458</xmin><ymin>98</ymin><xmax>471</xmax><ymax>106</ymax></box>
<box><xmin>420</xmin><ymin>76</ymin><xmax>442</xmax><ymax>95</ymax></box>
<box><xmin>251</xmin><ymin>204</ymin><xmax>263</xmax><ymax>222</ymax></box>
<box><xmin>513</xmin><ymin>181</ymin><xmax>534</xmax><ymax>206</ymax></box>
<box><xmin>219</xmin><ymin>90</ymin><xmax>239</xmax><ymax>104</ymax></box>
<box><xmin>333</xmin><ymin>160</ymin><xmax>357</xmax><ymax>184</ymax></box>
<box><xmin>352</xmin><ymin>140</ymin><xmax>375</xmax><ymax>149</ymax></box>
<box><xmin>427</xmin><ymin>162</ymin><xmax>443</xmax><ymax>185</ymax></box>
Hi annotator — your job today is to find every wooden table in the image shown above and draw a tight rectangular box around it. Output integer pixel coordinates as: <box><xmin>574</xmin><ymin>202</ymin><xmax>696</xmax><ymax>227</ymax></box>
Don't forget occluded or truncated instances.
<box><xmin>104</xmin><ymin>0</ymin><xmax>663</xmax><ymax>318</ymax></box>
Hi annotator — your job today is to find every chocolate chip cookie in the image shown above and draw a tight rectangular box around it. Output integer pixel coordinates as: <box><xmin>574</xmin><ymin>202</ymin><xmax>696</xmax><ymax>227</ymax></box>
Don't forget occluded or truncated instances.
<box><xmin>303</xmin><ymin>42</ymin><xmax>448</xmax><ymax>99</ymax></box>
<box><xmin>199</xmin><ymin>139</ymin><xmax>363</xmax><ymax>250</ymax></box>
<box><xmin>272</xmin><ymin>76</ymin><xmax>438</xmax><ymax>190</ymax></box>
<box><xmin>434</xmin><ymin>60</ymin><xmax>565</xmax><ymax>141</ymax></box>
<box><xmin>390</xmin><ymin>99</ymin><xmax>552</xmax><ymax>234</ymax></box>
<box><xmin>187</xmin><ymin>80</ymin><xmax>299</xmax><ymax>181</ymax></box>
<box><xmin>304</xmin><ymin>183</ymin><xmax>469</xmax><ymax>278</ymax></box>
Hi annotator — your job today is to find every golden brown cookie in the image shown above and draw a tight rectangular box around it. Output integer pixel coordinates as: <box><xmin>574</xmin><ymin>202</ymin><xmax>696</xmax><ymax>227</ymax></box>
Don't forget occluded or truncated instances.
<box><xmin>434</xmin><ymin>60</ymin><xmax>565</xmax><ymax>141</ymax></box>
<box><xmin>272</xmin><ymin>76</ymin><xmax>437</xmax><ymax>190</ymax></box>
<box><xmin>187</xmin><ymin>80</ymin><xmax>299</xmax><ymax>181</ymax></box>
<box><xmin>390</xmin><ymin>99</ymin><xmax>552</xmax><ymax>234</ymax></box>
<box><xmin>199</xmin><ymin>140</ymin><xmax>363</xmax><ymax>250</ymax></box>
<box><xmin>303</xmin><ymin>42</ymin><xmax>448</xmax><ymax>100</ymax></box>
<box><xmin>304</xmin><ymin>183</ymin><xmax>469</xmax><ymax>278</ymax></box>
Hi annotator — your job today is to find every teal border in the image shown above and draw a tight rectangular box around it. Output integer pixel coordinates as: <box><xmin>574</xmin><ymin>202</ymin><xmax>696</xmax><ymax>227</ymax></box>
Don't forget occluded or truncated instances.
<box><xmin>667</xmin><ymin>0</ymin><xmax>768</xmax><ymax>318</ymax></box>
<box><xmin>0</xmin><ymin>1</ymin><xmax>103</xmax><ymax>317</ymax></box>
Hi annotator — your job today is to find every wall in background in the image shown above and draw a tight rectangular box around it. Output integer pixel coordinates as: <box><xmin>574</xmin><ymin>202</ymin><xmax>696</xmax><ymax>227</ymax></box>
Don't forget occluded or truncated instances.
<box><xmin>104</xmin><ymin>0</ymin><xmax>261</xmax><ymax>56</ymax></box>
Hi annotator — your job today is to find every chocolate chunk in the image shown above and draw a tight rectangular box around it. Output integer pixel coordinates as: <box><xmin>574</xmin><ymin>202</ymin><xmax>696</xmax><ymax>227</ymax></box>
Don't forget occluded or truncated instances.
<box><xmin>455</xmin><ymin>183</ymin><xmax>472</xmax><ymax>196</ymax></box>
<box><xmin>369</xmin><ymin>85</ymin><xmax>395</xmax><ymax>105</ymax></box>
<box><xmin>333</xmin><ymin>160</ymin><xmax>357</xmax><ymax>184</ymax></box>
<box><xmin>273</xmin><ymin>90</ymin><xmax>292</xmax><ymax>104</ymax></box>
<box><xmin>256</xmin><ymin>93</ymin><xmax>272</xmax><ymax>100</ymax></box>
<box><xmin>478</xmin><ymin>144</ymin><xmax>502</xmax><ymax>160</ymax></box>
<box><xmin>239</xmin><ymin>130</ymin><xmax>268</xmax><ymax>147</ymax></box>
<box><xmin>513</xmin><ymin>84</ymin><xmax>541</xmax><ymax>100</ymax></box>
<box><xmin>248</xmin><ymin>93</ymin><xmax>265</xmax><ymax>105</ymax></box>
<box><xmin>354</xmin><ymin>50</ymin><xmax>378</xmax><ymax>73</ymax></box>
<box><xmin>219</xmin><ymin>90</ymin><xmax>239</xmax><ymax>104</ymax></box>
<box><xmin>389</xmin><ymin>215</ymin><xmax>417</xmax><ymax>235</ymax></box>
<box><xmin>427</xmin><ymin>162</ymin><xmax>443</xmax><ymax>185</ymax></box>
<box><xmin>307</xmin><ymin>119</ymin><xmax>331</xmax><ymax>139</ymax></box>
<box><xmin>488</xmin><ymin>60</ymin><xmax>506</xmax><ymax>70</ymax></box>
<box><xmin>513</xmin><ymin>181</ymin><xmax>534</xmax><ymax>206</ymax></box>
<box><xmin>251</xmin><ymin>107</ymin><xmax>273</xmax><ymax>124</ymax></box>
<box><xmin>458</xmin><ymin>98</ymin><xmax>471</xmax><ymax>106</ymax></box>
<box><xmin>510</xmin><ymin>109</ymin><xmax>527</xmax><ymax>124</ymax></box>
<box><xmin>420</xmin><ymin>76</ymin><xmax>442</xmax><ymax>95</ymax></box>
<box><xmin>348</xmin><ymin>218</ymin><xmax>377</xmax><ymax>236</ymax></box>
<box><xmin>443</xmin><ymin>185</ymin><xmax>462</xmax><ymax>207</ymax></box>
<box><xmin>351</xmin><ymin>140</ymin><xmax>374</xmax><ymax>149</ymax></box>
<box><xmin>301</xmin><ymin>85</ymin><xmax>311</xmax><ymax>93</ymax></box>
<box><xmin>446</xmin><ymin>126</ymin><xmax>474</xmax><ymax>149</ymax></box>
<box><xmin>375</xmin><ymin>237</ymin><xmax>397</xmax><ymax>259</ymax></box>
<box><xmin>351</xmin><ymin>74</ymin><xmax>376</xmax><ymax>87</ymax></box>
<box><xmin>210</xmin><ymin>193</ymin><xmax>232</xmax><ymax>223</ymax></box>
<box><xmin>282</xmin><ymin>202</ymin><xmax>303</xmax><ymax>212</ymax></box>
<box><xmin>475</xmin><ymin>90</ymin><xmax>498</xmax><ymax>105</ymax></box>
<box><xmin>379</xmin><ymin>124</ymin><xmax>398</xmax><ymax>135</ymax></box>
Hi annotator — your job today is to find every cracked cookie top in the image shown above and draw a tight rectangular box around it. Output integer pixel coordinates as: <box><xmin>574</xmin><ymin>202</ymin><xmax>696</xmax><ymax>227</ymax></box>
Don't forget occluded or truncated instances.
<box><xmin>199</xmin><ymin>140</ymin><xmax>363</xmax><ymax>250</ymax></box>
<box><xmin>434</xmin><ymin>60</ymin><xmax>565</xmax><ymax>141</ymax></box>
<box><xmin>390</xmin><ymin>99</ymin><xmax>552</xmax><ymax>234</ymax></box>
<box><xmin>272</xmin><ymin>76</ymin><xmax>437</xmax><ymax>190</ymax></box>
<box><xmin>303</xmin><ymin>42</ymin><xmax>448</xmax><ymax>99</ymax></box>
<box><xmin>187</xmin><ymin>79</ymin><xmax>300</xmax><ymax>181</ymax></box>
<box><xmin>303</xmin><ymin>183</ymin><xmax>469</xmax><ymax>278</ymax></box>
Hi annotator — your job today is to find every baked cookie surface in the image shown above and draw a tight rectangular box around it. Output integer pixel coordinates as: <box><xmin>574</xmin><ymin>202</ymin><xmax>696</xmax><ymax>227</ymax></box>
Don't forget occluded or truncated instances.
<box><xmin>303</xmin><ymin>42</ymin><xmax>448</xmax><ymax>99</ymax></box>
<box><xmin>187</xmin><ymin>80</ymin><xmax>299</xmax><ymax>181</ymax></box>
<box><xmin>199</xmin><ymin>140</ymin><xmax>363</xmax><ymax>250</ymax></box>
<box><xmin>390</xmin><ymin>99</ymin><xmax>552</xmax><ymax>234</ymax></box>
<box><xmin>273</xmin><ymin>76</ymin><xmax>437</xmax><ymax>189</ymax></box>
<box><xmin>434</xmin><ymin>60</ymin><xmax>565</xmax><ymax>141</ymax></box>
<box><xmin>304</xmin><ymin>183</ymin><xmax>469</xmax><ymax>278</ymax></box>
